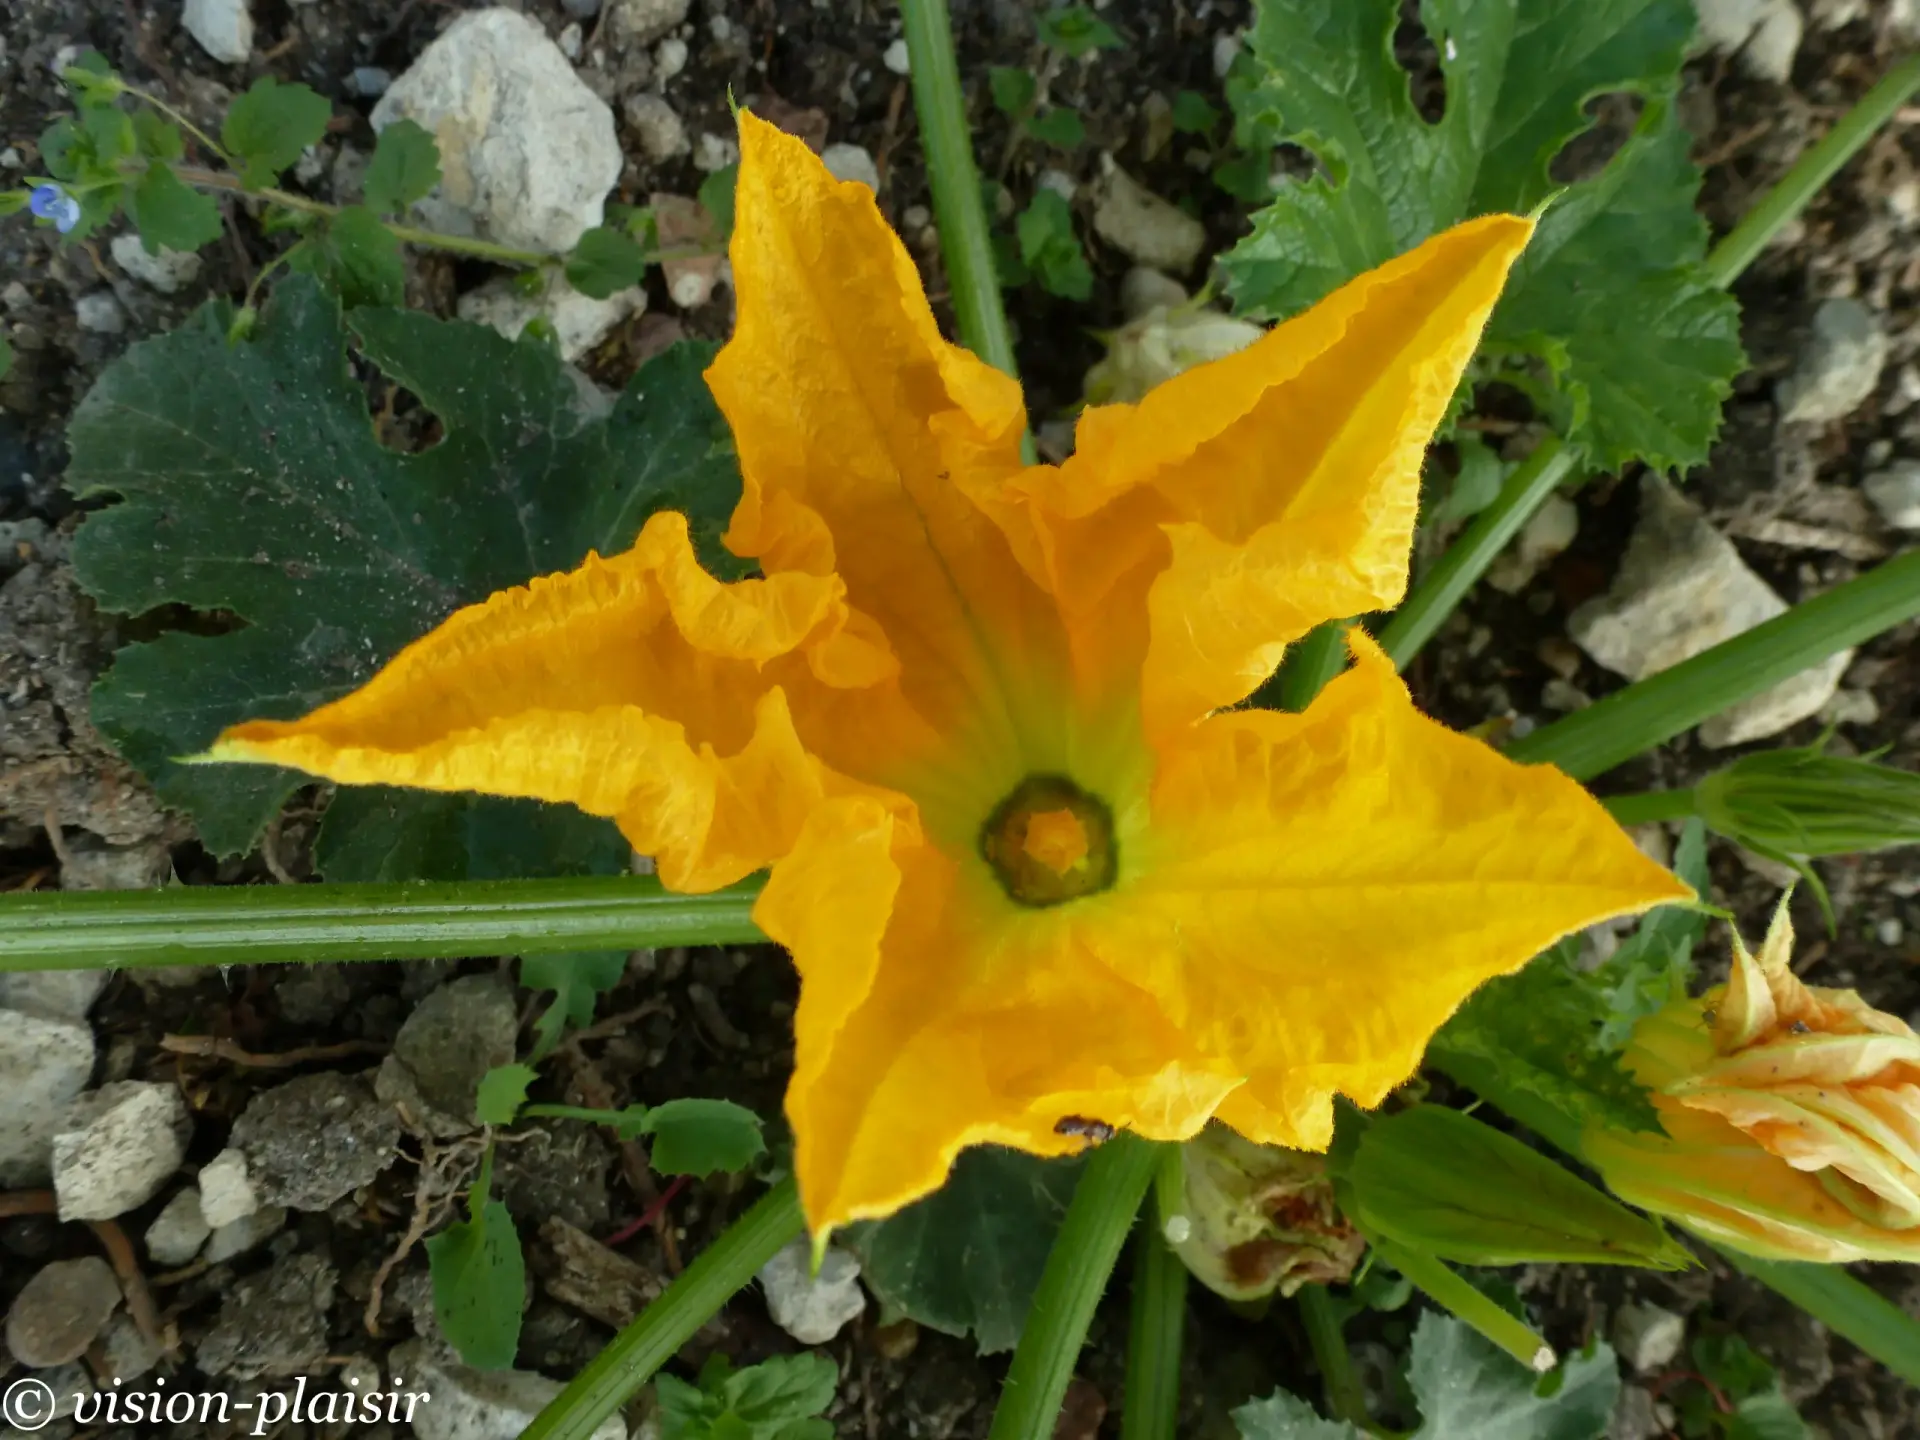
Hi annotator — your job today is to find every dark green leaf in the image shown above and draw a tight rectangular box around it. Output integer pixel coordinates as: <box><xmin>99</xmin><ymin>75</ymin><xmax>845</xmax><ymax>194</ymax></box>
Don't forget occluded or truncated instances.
<box><xmin>223</xmin><ymin>77</ymin><xmax>332</xmax><ymax>188</ymax></box>
<box><xmin>845</xmin><ymin>1146</ymin><xmax>1084</xmax><ymax>1353</ymax></box>
<box><xmin>1016</xmin><ymin>190</ymin><xmax>1092</xmax><ymax>302</ymax></box>
<box><xmin>63</xmin><ymin>53</ymin><xmax>126</xmax><ymax>105</ymax></box>
<box><xmin>565</xmin><ymin>225</ymin><xmax>650</xmax><ymax>299</ymax></box>
<box><xmin>1591</xmin><ymin>819</ymin><xmax>1707</xmax><ymax>1049</ymax></box>
<box><xmin>724</xmin><ymin>1353</ymin><xmax>837</xmax><ymax>1425</ymax></box>
<box><xmin>476</xmin><ymin>1063</ymin><xmax>536</xmax><ymax>1126</ymax></box>
<box><xmin>82</xmin><ymin>104</ymin><xmax>136</xmax><ymax>168</ymax></box>
<box><xmin>1234</xmin><ymin>1392</ymin><xmax>1366</xmax><ymax>1440</ymax></box>
<box><xmin>522</xmin><ymin>950</ymin><xmax>629</xmax><ymax>1059</ymax></box>
<box><xmin>68</xmin><ymin>279</ymin><xmax>741</xmax><ymax>857</ymax></box>
<box><xmin>1220</xmin><ymin>0</ymin><xmax>1742</xmax><ymax>472</ymax></box>
<box><xmin>1037</xmin><ymin>5</ymin><xmax>1123</xmax><ymax>57</ymax></box>
<box><xmin>133</xmin><ymin>110</ymin><xmax>185</xmax><ymax>162</ymax></box>
<box><xmin>286</xmin><ymin>204</ymin><xmax>406</xmax><ymax>308</ymax></box>
<box><xmin>1692</xmin><ymin>1333</ymin><xmax>1779</xmax><ymax>1401</ymax></box>
<box><xmin>1434</xmin><ymin>436</ymin><xmax>1505</xmax><ymax>524</ymax></box>
<box><xmin>363</xmin><ymin>118</ymin><xmax>441</xmax><ymax>215</ymax></box>
<box><xmin>1024</xmin><ymin>107</ymin><xmax>1085</xmax><ymax>149</ymax></box>
<box><xmin>0</xmin><ymin>191</ymin><xmax>31</xmax><ymax>219</ymax></box>
<box><xmin>127</xmin><ymin>162</ymin><xmax>222</xmax><ymax>255</ymax></box>
<box><xmin>698</xmin><ymin>163</ymin><xmax>739</xmax><ymax>241</ymax></box>
<box><xmin>635</xmin><ymin>1098</ymin><xmax>767</xmax><ymax>1177</ymax></box>
<box><xmin>990</xmin><ymin>66</ymin><xmax>1038</xmax><ymax>117</ymax></box>
<box><xmin>0</xmin><ymin>335</ymin><xmax>12</xmax><ymax>381</ymax></box>
<box><xmin>1407</xmin><ymin>1315</ymin><xmax>1619</xmax><ymax>1440</ymax></box>
<box><xmin>425</xmin><ymin>1153</ymin><xmax>525</xmax><ymax>1370</ymax></box>
<box><xmin>1211</xmin><ymin>151</ymin><xmax>1273</xmax><ymax>204</ymax></box>
<box><xmin>1171</xmin><ymin>89</ymin><xmax>1222</xmax><ymax>135</ymax></box>
<box><xmin>655</xmin><ymin>1373</ymin><xmax>719</xmax><ymax>1436</ymax></box>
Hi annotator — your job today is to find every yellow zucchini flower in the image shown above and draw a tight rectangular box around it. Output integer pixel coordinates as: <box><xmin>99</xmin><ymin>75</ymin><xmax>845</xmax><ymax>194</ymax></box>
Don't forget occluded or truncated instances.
<box><xmin>205</xmin><ymin>114</ymin><xmax>1687</xmax><ymax>1236</ymax></box>
<box><xmin>1587</xmin><ymin>899</ymin><xmax>1920</xmax><ymax>1261</ymax></box>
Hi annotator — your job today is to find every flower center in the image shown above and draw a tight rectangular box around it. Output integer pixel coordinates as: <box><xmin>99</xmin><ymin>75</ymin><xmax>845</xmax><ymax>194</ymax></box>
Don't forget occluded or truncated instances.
<box><xmin>980</xmin><ymin>774</ymin><xmax>1117</xmax><ymax>907</ymax></box>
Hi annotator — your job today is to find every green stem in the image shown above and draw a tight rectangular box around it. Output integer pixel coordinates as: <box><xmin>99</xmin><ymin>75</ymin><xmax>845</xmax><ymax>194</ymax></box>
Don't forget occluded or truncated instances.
<box><xmin>1272</xmin><ymin>620</ymin><xmax>1353</xmax><ymax>711</ymax></box>
<box><xmin>1120</xmin><ymin>1185</ymin><xmax>1187</xmax><ymax>1440</ymax></box>
<box><xmin>989</xmin><ymin>1135</ymin><xmax>1161</xmax><ymax>1440</ymax></box>
<box><xmin>1600</xmin><ymin>788</ymin><xmax>1699</xmax><ymax>827</ymax></box>
<box><xmin>1509</xmin><ymin>550</ymin><xmax>1920</xmax><ymax>781</ymax></box>
<box><xmin>1297</xmin><ymin>1284</ymin><xmax>1371</xmax><ymax>1432</ymax></box>
<box><xmin>899</xmin><ymin>0</ymin><xmax>1019</xmax><ymax>379</ymax></box>
<box><xmin>124</xmin><ymin>85</ymin><xmax>232</xmax><ymax>164</ymax></box>
<box><xmin>0</xmin><ymin>876</ymin><xmax>765</xmax><ymax>971</ymax></box>
<box><xmin>1377</xmin><ymin>436</ymin><xmax>1576</xmax><ymax>671</ymax></box>
<box><xmin>1369</xmin><ymin>1236</ymin><xmax>1555</xmax><ymax>1373</ymax></box>
<box><xmin>1705</xmin><ymin>52</ymin><xmax>1920</xmax><ymax>289</ymax></box>
<box><xmin>520</xmin><ymin>1104</ymin><xmax>630</xmax><ymax>1127</ymax></box>
<box><xmin>521</xmin><ymin>1178</ymin><xmax>805</xmax><ymax>1440</ymax></box>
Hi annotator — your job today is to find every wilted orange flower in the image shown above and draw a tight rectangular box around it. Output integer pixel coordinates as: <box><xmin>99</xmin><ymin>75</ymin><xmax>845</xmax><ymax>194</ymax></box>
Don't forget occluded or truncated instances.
<box><xmin>205</xmin><ymin>114</ymin><xmax>1686</xmax><ymax>1236</ymax></box>
<box><xmin>1587</xmin><ymin>899</ymin><xmax>1920</xmax><ymax>1261</ymax></box>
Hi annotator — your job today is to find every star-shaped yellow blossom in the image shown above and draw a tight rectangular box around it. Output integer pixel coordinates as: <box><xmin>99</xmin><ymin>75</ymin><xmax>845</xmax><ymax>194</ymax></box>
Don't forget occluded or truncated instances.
<box><xmin>204</xmin><ymin>113</ymin><xmax>1689</xmax><ymax>1236</ymax></box>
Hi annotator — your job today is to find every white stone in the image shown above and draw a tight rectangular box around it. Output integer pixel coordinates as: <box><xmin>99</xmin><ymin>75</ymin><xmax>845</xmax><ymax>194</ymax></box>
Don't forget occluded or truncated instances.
<box><xmin>1809</xmin><ymin>0</ymin><xmax>1866</xmax><ymax>26</ymax></box>
<box><xmin>559</xmin><ymin>23</ymin><xmax>584</xmax><ymax>61</ymax></box>
<box><xmin>821</xmin><ymin>143</ymin><xmax>879</xmax><ymax>192</ymax></box>
<box><xmin>612</xmin><ymin>0</ymin><xmax>691</xmax><ymax>46</ymax></box>
<box><xmin>457</xmin><ymin>273</ymin><xmax>645</xmax><ymax>363</ymax></box>
<box><xmin>0</xmin><ymin>1014</ymin><xmax>95</xmax><ymax>1188</ymax></box>
<box><xmin>388</xmin><ymin>1340</ymin><xmax>627</xmax><ymax>1440</ymax></box>
<box><xmin>183</xmin><ymin>0</ymin><xmax>253</xmax><ymax>65</ymax></box>
<box><xmin>1819</xmin><ymin>688</ymin><xmax>1880</xmax><ymax>728</ymax></box>
<box><xmin>1212</xmin><ymin>32</ymin><xmax>1242</xmax><ymax>79</ymax></box>
<box><xmin>1487</xmin><ymin>494</ymin><xmax>1580</xmax><ymax>594</ymax></box>
<box><xmin>1119</xmin><ymin>266</ymin><xmax>1189</xmax><ymax>320</ymax></box>
<box><xmin>623</xmin><ymin>93</ymin><xmax>688</xmax><ymax>163</ymax></box>
<box><xmin>196</xmin><ymin>1147</ymin><xmax>261</xmax><ymax>1229</ymax></box>
<box><xmin>1037</xmin><ymin>167</ymin><xmax>1077</xmax><ymax>202</ymax></box>
<box><xmin>757</xmin><ymin>1238</ymin><xmax>866</xmax><ymax>1345</ymax></box>
<box><xmin>110</xmin><ymin>234</ymin><xmax>204</xmax><ymax>294</ymax></box>
<box><xmin>1092</xmin><ymin>159</ymin><xmax>1206</xmax><ymax>273</ymax></box>
<box><xmin>694</xmin><ymin>131</ymin><xmax>740</xmax><ymax>173</ymax></box>
<box><xmin>1879</xmin><ymin>917</ymin><xmax>1905</xmax><ymax>947</ymax></box>
<box><xmin>74</xmin><ymin>292</ymin><xmax>125</xmax><ymax>334</ymax></box>
<box><xmin>51</xmin><ymin>1081</ymin><xmax>191</xmax><ymax>1221</ymax></box>
<box><xmin>371</xmin><ymin>8</ymin><xmax>622</xmax><ymax>254</ymax></box>
<box><xmin>144</xmin><ymin>1188</ymin><xmax>211</xmax><ymax>1267</ymax></box>
<box><xmin>202</xmin><ymin>1205</ymin><xmax>287</xmax><ymax>1264</ymax></box>
<box><xmin>655</xmin><ymin>37</ymin><xmax>689</xmax><ymax>83</ymax></box>
<box><xmin>1695</xmin><ymin>0</ymin><xmax>1803</xmax><ymax>83</ymax></box>
<box><xmin>1084</xmin><ymin>304</ymin><xmax>1263</xmax><ymax>405</ymax></box>
<box><xmin>0</xmin><ymin>969</ymin><xmax>109</xmax><ymax>1022</ymax></box>
<box><xmin>1864</xmin><ymin>460</ymin><xmax>1920</xmax><ymax>530</ymax></box>
<box><xmin>883</xmin><ymin>38</ymin><xmax>911</xmax><ymax>75</ymax></box>
<box><xmin>1611</xmin><ymin>1301</ymin><xmax>1686</xmax><ymax>1374</ymax></box>
<box><xmin>1778</xmin><ymin>296</ymin><xmax>1887</xmax><ymax>425</ymax></box>
<box><xmin>1569</xmin><ymin>477</ymin><xmax>1850</xmax><ymax>747</ymax></box>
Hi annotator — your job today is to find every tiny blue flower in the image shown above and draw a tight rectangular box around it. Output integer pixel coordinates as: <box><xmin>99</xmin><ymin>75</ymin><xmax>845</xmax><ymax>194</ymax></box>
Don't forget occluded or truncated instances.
<box><xmin>28</xmin><ymin>183</ymin><xmax>83</xmax><ymax>234</ymax></box>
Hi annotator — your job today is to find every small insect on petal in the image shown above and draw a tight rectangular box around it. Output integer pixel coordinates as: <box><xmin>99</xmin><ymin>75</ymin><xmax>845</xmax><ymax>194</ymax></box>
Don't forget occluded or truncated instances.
<box><xmin>1053</xmin><ymin>1115</ymin><xmax>1115</xmax><ymax>1144</ymax></box>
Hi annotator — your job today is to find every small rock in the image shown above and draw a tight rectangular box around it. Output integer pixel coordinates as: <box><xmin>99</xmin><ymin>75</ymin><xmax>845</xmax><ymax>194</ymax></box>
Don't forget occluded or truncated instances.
<box><xmin>757</xmin><ymin>1238</ymin><xmax>866</xmax><ymax>1344</ymax></box>
<box><xmin>231</xmin><ymin>1071</ymin><xmax>401</xmax><ymax>1211</ymax></box>
<box><xmin>1695</xmin><ymin>0</ymin><xmax>1802</xmax><ymax>82</ymax></box>
<box><xmin>51</xmin><ymin>1081</ymin><xmax>191</xmax><ymax>1221</ymax></box>
<box><xmin>0</xmin><ymin>1014</ymin><xmax>95</xmax><ymax>1187</ymax></box>
<box><xmin>1092</xmin><ymin>160</ymin><xmax>1206</xmax><ymax>272</ymax></box>
<box><xmin>563</xmin><ymin>0</ymin><xmax>603</xmax><ymax>15</ymax></box>
<box><xmin>1778</xmin><ymin>297</ymin><xmax>1888</xmax><ymax>425</ymax></box>
<box><xmin>1540</xmin><ymin>678</ymin><xmax>1592</xmax><ymax>712</ymax></box>
<box><xmin>202</xmin><ymin>1205</ymin><xmax>287</xmax><ymax>1264</ymax></box>
<box><xmin>56</xmin><ymin>833</ymin><xmax>171</xmax><ymax>890</ymax></box>
<box><xmin>624</xmin><ymin>93</ymin><xmax>689</xmax><ymax>163</ymax></box>
<box><xmin>1037</xmin><ymin>167</ymin><xmax>1077</xmax><ymax>202</ymax></box>
<box><xmin>457</xmin><ymin>273</ymin><xmax>645</xmax><ymax>364</ymax></box>
<box><xmin>611</xmin><ymin>0</ymin><xmax>691</xmax><ymax>46</ymax></box>
<box><xmin>1486</xmin><ymin>493</ymin><xmax>1580</xmax><ymax>594</ymax></box>
<box><xmin>821</xmin><ymin>142</ymin><xmax>880</xmax><ymax>192</ymax></box>
<box><xmin>194</xmin><ymin>1252</ymin><xmax>336</xmax><ymax>1378</ymax></box>
<box><xmin>144</xmin><ymin>1187</ymin><xmax>211</xmax><ymax>1267</ymax></box>
<box><xmin>183</xmin><ymin>0</ymin><xmax>253</xmax><ymax>64</ymax></box>
<box><xmin>1879</xmin><ymin>917</ymin><xmax>1905</xmax><ymax>947</ymax></box>
<box><xmin>538</xmin><ymin>1217</ymin><xmax>661</xmax><ymax>1328</ymax></box>
<box><xmin>348</xmin><ymin>67</ymin><xmax>393</xmax><ymax>99</ymax></box>
<box><xmin>1612</xmin><ymin>1301</ymin><xmax>1686</xmax><ymax>1374</ymax></box>
<box><xmin>655</xmin><ymin>37</ymin><xmax>689</xmax><ymax>83</ymax></box>
<box><xmin>109</xmin><ymin>234</ymin><xmax>204</xmax><ymax>294</ymax></box>
<box><xmin>4</xmin><ymin>1257</ymin><xmax>122</xmax><ymax>1367</ymax></box>
<box><xmin>558</xmin><ymin>22</ymin><xmax>585</xmax><ymax>61</ymax></box>
<box><xmin>694</xmin><ymin>131</ymin><xmax>740</xmax><ymax>173</ymax></box>
<box><xmin>883</xmin><ymin>37</ymin><xmax>912</xmax><ymax>75</ymax></box>
<box><xmin>388</xmin><ymin>1340</ymin><xmax>628</xmax><ymax>1440</ymax></box>
<box><xmin>275</xmin><ymin>965</ymin><xmax>353</xmax><ymax>1026</ymax></box>
<box><xmin>74</xmin><ymin>292</ymin><xmax>125</xmax><ymax>335</ymax></box>
<box><xmin>1864</xmin><ymin>460</ymin><xmax>1920</xmax><ymax>530</ymax></box>
<box><xmin>1212</xmin><ymin>32</ymin><xmax>1242</xmax><ymax>79</ymax></box>
<box><xmin>95</xmin><ymin>1311</ymin><xmax>162</xmax><ymax>1383</ymax></box>
<box><xmin>1818</xmin><ymin>688</ymin><xmax>1880</xmax><ymax>727</ymax></box>
<box><xmin>0</xmin><ymin>969</ymin><xmax>108</xmax><ymax>1022</ymax></box>
<box><xmin>497</xmin><ymin>1125</ymin><xmax>610</xmax><ymax>1234</ymax></box>
<box><xmin>1609</xmin><ymin>1384</ymin><xmax>1662</xmax><ymax>1440</ymax></box>
<box><xmin>197</xmin><ymin>1147</ymin><xmax>261</xmax><ymax>1229</ymax></box>
<box><xmin>375</xmin><ymin>974</ymin><xmax>519</xmax><ymax>1136</ymax></box>
<box><xmin>1119</xmin><ymin>265</ymin><xmax>1188</xmax><ymax>320</ymax></box>
<box><xmin>651</xmin><ymin>192</ymin><xmax>723</xmax><ymax>310</ymax></box>
<box><xmin>1569</xmin><ymin>478</ymin><xmax>1850</xmax><ymax>747</ymax></box>
<box><xmin>371</xmin><ymin>8</ymin><xmax>622</xmax><ymax>253</ymax></box>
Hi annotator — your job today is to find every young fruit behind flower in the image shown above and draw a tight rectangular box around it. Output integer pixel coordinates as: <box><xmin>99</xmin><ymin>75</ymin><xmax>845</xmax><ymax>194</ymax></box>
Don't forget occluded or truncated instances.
<box><xmin>1586</xmin><ymin>898</ymin><xmax>1920</xmax><ymax>1262</ymax></box>
<box><xmin>201</xmin><ymin>112</ymin><xmax>1688</xmax><ymax>1238</ymax></box>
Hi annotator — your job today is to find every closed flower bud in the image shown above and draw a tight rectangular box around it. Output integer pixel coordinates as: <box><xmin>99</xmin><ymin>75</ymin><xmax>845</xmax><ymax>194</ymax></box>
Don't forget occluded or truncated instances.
<box><xmin>1163</xmin><ymin>1123</ymin><xmax>1365</xmax><ymax>1302</ymax></box>
<box><xmin>1586</xmin><ymin>899</ymin><xmax>1920</xmax><ymax>1262</ymax></box>
<box><xmin>1695</xmin><ymin>743</ymin><xmax>1920</xmax><ymax>862</ymax></box>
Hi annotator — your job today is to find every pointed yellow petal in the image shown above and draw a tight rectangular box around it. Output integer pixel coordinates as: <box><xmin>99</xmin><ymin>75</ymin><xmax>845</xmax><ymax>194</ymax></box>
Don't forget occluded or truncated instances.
<box><xmin>208</xmin><ymin>513</ymin><xmax>858</xmax><ymax>889</ymax></box>
<box><xmin>1111</xmin><ymin>630</ymin><xmax>1689</xmax><ymax>1149</ymax></box>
